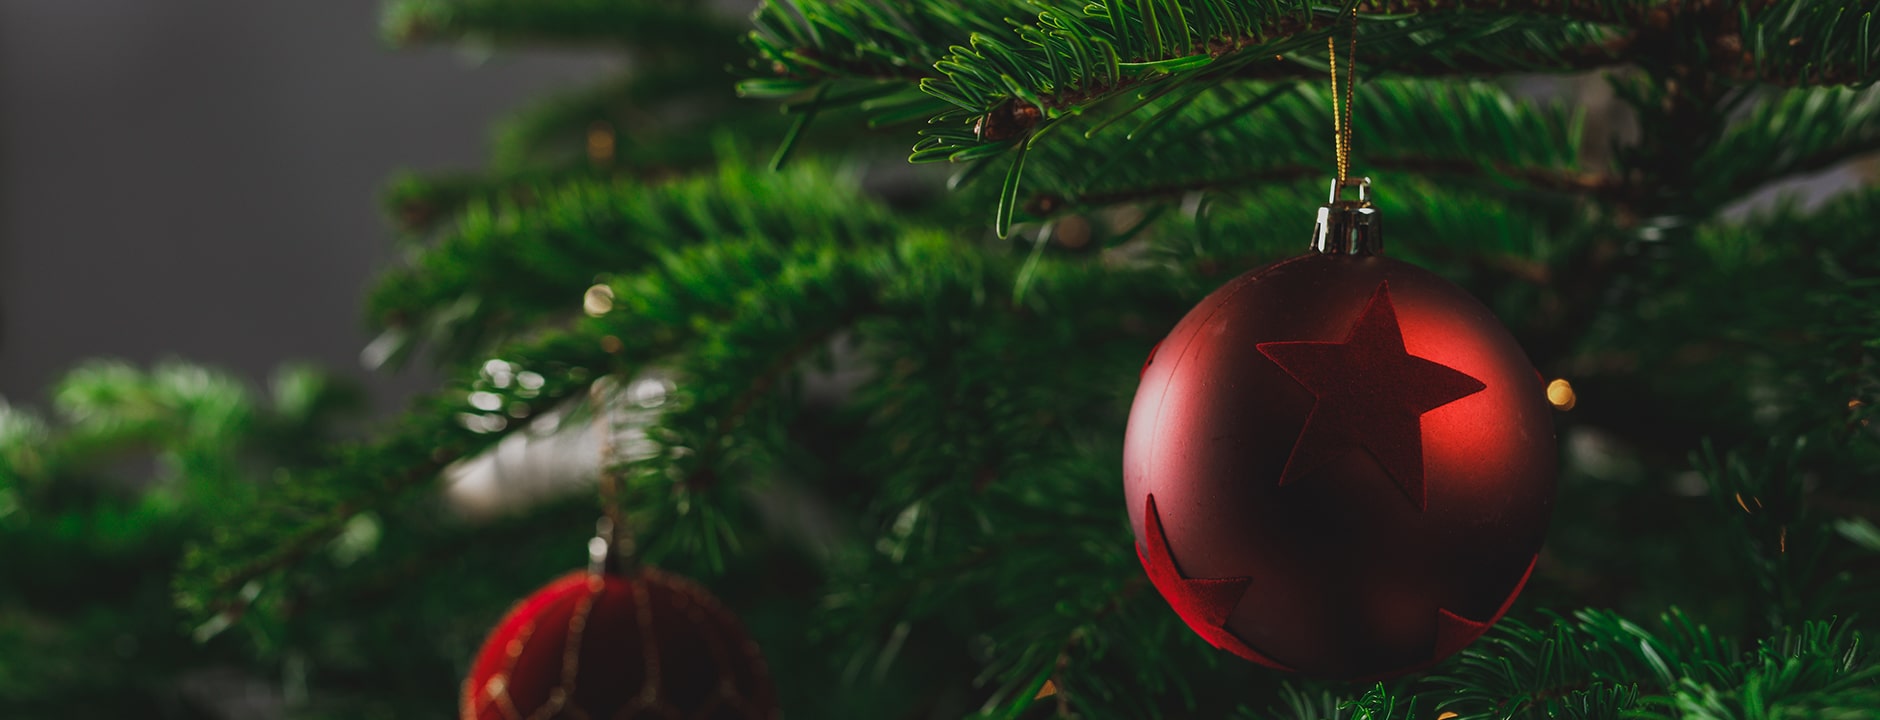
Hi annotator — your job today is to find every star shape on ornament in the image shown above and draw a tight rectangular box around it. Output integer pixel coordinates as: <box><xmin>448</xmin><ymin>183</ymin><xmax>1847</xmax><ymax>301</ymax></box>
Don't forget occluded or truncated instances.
<box><xmin>1256</xmin><ymin>282</ymin><xmax>1485</xmax><ymax>510</ymax></box>
<box><xmin>1433</xmin><ymin>553</ymin><xmax>1537</xmax><ymax>660</ymax></box>
<box><xmin>1137</xmin><ymin>494</ymin><xmax>1291</xmax><ymax>670</ymax></box>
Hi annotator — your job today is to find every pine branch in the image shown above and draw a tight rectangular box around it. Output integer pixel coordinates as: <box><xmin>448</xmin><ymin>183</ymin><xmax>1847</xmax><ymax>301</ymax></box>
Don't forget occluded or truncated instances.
<box><xmin>1579</xmin><ymin>186</ymin><xmax>1880</xmax><ymax>451</ymax></box>
<box><xmin>627</xmin><ymin>243</ymin><xmax>888</xmax><ymax>570</ymax></box>
<box><xmin>1426</xmin><ymin>609</ymin><xmax>1739</xmax><ymax>720</ymax></box>
<box><xmin>753</xmin><ymin>0</ymin><xmax>1633</xmax><ymax>136</ymax></box>
<box><xmin>808</xmin><ymin>254</ymin><xmax>1218</xmax><ymax>718</ymax></box>
<box><xmin>382</xmin><ymin>167</ymin><xmax>600</xmax><ymax>236</ymax></box>
<box><xmin>368</xmin><ymin>160</ymin><xmax>898</xmax><ymax>368</ymax></box>
<box><xmin>920</xmin><ymin>79</ymin><xmax>1595</xmax><ymax>237</ymax></box>
<box><xmin>1244</xmin><ymin>685</ymin><xmax>1350</xmax><ymax>720</ymax></box>
<box><xmin>1695</xmin><ymin>85</ymin><xmax>1880</xmax><ymax>213</ymax></box>
<box><xmin>753</xmin><ymin>0</ymin><xmax>1639</xmax><ymax>90</ymax></box>
<box><xmin>181</xmin><ymin>229</ymin><xmax>897</xmax><ymax>620</ymax></box>
<box><xmin>746</xmin><ymin>0</ymin><xmax>979</xmax><ymax>85</ymax></box>
<box><xmin>0</xmin><ymin>362</ymin><xmax>357</xmax><ymax>506</ymax></box>
<box><xmin>175</xmin><ymin>331</ymin><xmax>611</xmax><ymax>624</ymax></box>
<box><xmin>40</xmin><ymin>362</ymin><xmax>256</xmax><ymax>483</ymax></box>
<box><xmin>1733</xmin><ymin>0</ymin><xmax>1880</xmax><ymax>87</ymax></box>
<box><xmin>383</xmin><ymin>111</ymin><xmax>869</xmax><ymax>240</ymax></box>
<box><xmin>753</xmin><ymin>5</ymin><xmax>1639</xmax><ymax>237</ymax></box>
<box><xmin>679</xmin><ymin>308</ymin><xmax>866</xmax><ymax>490</ymax></box>
<box><xmin>1686</xmin><ymin>435</ymin><xmax>1878</xmax><ymax>637</ymax></box>
<box><xmin>486</xmin><ymin>67</ymin><xmax>763</xmax><ymax>173</ymax></box>
<box><xmin>1630</xmin><ymin>618</ymin><xmax>1880</xmax><ymax>719</ymax></box>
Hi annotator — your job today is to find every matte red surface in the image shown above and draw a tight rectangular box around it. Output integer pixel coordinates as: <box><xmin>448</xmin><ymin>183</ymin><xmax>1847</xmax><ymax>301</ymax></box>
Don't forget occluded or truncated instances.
<box><xmin>1257</xmin><ymin>283</ymin><xmax>1486</xmax><ymax>510</ymax></box>
<box><xmin>1123</xmin><ymin>252</ymin><xmax>1555</xmax><ymax>680</ymax></box>
<box><xmin>462</xmin><ymin>568</ymin><xmax>778</xmax><ymax>720</ymax></box>
<box><xmin>1138</xmin><ymin>494</ymin><xmax>1288</xmax><ymax>670</ymax></box>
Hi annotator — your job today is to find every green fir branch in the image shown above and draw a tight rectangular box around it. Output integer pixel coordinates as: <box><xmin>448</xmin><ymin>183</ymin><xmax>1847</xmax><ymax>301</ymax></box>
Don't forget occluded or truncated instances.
<box><xmin>981</xmin><ymin>80</ymin><xmax>1591</xmax><ymax>220</ymax></box>
<box><xmin>752</xmin><ymin>0</ymin><xmax>1638</xmax><ymax>97</ymax></box>
<box><xmin>626</xmin><ymin>240</ymin><xmax>886</xmax><ymax>573</ymax></box>
<box><xmin>367</xmin><ymin>159</ymin><xmax>898</xmax><ymax>367</ymax></box>
<box><xmin>1631</xmin><ymin>618</ymin><xmax>1880</xmax><ymax>719</ymax></box>
<box><xmin>813</xmin><ymin>252</ymin><xmax>1218</xmax><ymax>718</ymax></box>
<box><xmin>174</xmin><ymin>331</ymin><xmax>611</xmax><ymax>626</ymax></box>
<box><xmin>751</xmin><ymin>0</ymin><xmax>1632</xmax><ymax>152</ymax></box>
<box><xmin>382</xmin><ymin>167</ymin><xmax>599</xmax><ymax>237</ymax></box>
<box><xmin>0</xmin><ymin>361</ymin><xmax>365</xmax><ymax>711</ymax></box>
<box><xmin>1690</xmin><ymin>437</ymin><xmax>1854</xmax><ymax>634</ymax></box>
<box><xmin>1592</xmin><ymin>186</ymin><xmax>1880</xmax><ymax>446</ymax></box>
<box><xmin>1695</xmin><ymin>84</ymin><xmax>1880</xmax><ymax>213</ymax></box>
<box><xmin>746</xmin><ymin>0</ymin><xmax>986</xmax><ymax>84</ymax></box>
<box><xmin>1427</xmin><ymin>609</ymin><xmax>1732</xmax><ymax>719</ymax></box>
<box><xmin>1424</xmin><ymin>585</ymin><xmax>1877</xmax><ymax>717</ymax></box>
<box><xmin>384</xmin><ymin>69</ymin><xmax>839</xmax><ymax>237</ymax></box>
<box><xmin>487</xmin><ymin>69</ymin><xmax>754</xmax><ymax>172</ymax></box>
<box><xmin>1735</xmin><ymin>0</ymin><xmax>1880</xmax><ymax>87</ymax></box>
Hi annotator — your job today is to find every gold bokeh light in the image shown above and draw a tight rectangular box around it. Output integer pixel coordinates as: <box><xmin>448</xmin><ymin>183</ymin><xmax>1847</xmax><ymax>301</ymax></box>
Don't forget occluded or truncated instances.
<box><xmin>1546</xmin><ymin>378</ymin><xmax>1576</xmax><ymax>411</ymax></box>
<box><xmin>586</xmin><ymin>121</ymin><xmax>616</xmax><ymax>165</ymax></box>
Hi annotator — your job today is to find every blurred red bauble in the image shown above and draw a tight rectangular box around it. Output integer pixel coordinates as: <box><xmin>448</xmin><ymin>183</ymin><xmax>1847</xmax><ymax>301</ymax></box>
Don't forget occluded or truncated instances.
<box><xmin>462</xmin><ymin>567</ymin><xmax>777</xmax><ymax>720</ymax></box>
<box><xmin>1123</xmin><ymin>227</ymin><xmax>1556</xmax><ymax>680</ymax></box>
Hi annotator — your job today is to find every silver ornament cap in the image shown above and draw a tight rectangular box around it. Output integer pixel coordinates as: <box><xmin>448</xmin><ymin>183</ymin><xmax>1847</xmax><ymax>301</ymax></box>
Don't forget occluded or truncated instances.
<box><xmin>1311</xmin><ymin>177</ymin><xmax>1381</xmax><ymax>256</ymax></box>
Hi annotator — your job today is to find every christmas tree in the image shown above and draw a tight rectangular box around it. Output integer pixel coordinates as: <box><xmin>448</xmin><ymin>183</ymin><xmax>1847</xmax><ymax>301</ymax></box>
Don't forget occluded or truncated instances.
<box><xmin>4</xmin><ymin>0</ymin><xmax>1880</xmax><ymax>717</ymax></box>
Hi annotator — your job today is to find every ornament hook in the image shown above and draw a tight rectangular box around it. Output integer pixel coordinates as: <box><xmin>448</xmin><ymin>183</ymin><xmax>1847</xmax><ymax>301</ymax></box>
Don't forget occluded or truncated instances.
<box><xmin>589</xmin><ymin>378</ymin><xmax>638</xmax><ymax>575</ymax></box>
<box><xmin>589</xmin><ymin>516</ymin><xmax>616</xmax><ymax>575</ymax></box>
<box><xmin>1311</xmin><ymin>176</ymin><xmax>1381</xmax><ymax>256</ymax></box>
<box><xmin>1327</xmin><ymin>176</ymin><xmax>1371</xmax><ymax>205</ymax></box>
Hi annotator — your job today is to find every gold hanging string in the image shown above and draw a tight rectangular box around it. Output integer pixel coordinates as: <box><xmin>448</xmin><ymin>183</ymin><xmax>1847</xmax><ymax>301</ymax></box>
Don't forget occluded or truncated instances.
<box><xmin>592</xmin><ymin>381</ymin><xmax>635</xmax><ymax>565</ymax></box>
<box><xmin>1328</xmin><ymin>7</ymin><xmax>1357</xmax><ymax>184</ymax></box>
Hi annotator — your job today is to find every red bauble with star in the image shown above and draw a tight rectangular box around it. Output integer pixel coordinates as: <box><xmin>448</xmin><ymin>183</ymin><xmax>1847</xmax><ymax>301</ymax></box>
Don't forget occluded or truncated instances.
<box><xmin>1123</xmin><ymin>186</ymin><xmax>1556</xmax><ymax>680</ymax></box>
<box><xmin>461</xmin><ymin>566</ymin><xmax>778</xmax><ymax>720</ymax></box>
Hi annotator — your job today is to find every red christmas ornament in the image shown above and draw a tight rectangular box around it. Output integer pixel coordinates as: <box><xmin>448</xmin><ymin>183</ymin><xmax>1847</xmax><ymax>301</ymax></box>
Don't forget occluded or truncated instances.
<box><xmin>1123</xmin><ymin>180</ymin><xmax>1555</xmax><ymax>680</ymax></box>
<box><xmin>461</xmin><ymin>565</ymin><xmax>778</xmax><ymax>720</ymax></box>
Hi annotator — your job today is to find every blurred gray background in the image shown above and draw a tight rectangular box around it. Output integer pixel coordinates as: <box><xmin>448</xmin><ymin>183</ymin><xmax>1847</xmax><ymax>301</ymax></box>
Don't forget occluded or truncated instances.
<box><xmin>0</xmin><ymin>1</ymin><xmax>613</xmax><ymax>412</ymax></box>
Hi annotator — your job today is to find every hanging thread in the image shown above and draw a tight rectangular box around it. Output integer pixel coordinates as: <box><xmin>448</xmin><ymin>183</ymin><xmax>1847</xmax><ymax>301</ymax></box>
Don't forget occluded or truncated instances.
<box><xmin>1328</xmin><ymin>8</ymin><xmax>1357</xmax><ymax>183</ymax></box>
<box><xmin>592</xmin><ymin>380</ymin><xmax>636</xmax><ymax>565</ymax></box>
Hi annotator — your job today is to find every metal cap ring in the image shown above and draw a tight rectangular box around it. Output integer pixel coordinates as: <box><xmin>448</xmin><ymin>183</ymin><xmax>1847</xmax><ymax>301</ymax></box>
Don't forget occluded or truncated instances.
<box><xmin>1326</xmin><ymin>176</ymin><xmax>1372</xmax><ymax>205</ymax></box>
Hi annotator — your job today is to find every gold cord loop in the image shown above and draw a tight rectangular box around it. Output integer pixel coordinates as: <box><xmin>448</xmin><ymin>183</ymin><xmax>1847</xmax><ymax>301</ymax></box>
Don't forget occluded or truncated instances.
<box><xmin>1314</xmin><ymin>9</ymin><xmax>1376</xmax><ymax>256</ymax></box>
<box><xmin>1328</xmin><ymin>8</ymin><xmax>1357</xmax><ymax>183</ymax></box>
